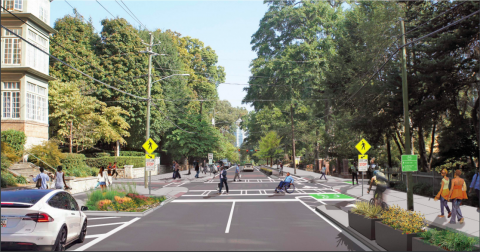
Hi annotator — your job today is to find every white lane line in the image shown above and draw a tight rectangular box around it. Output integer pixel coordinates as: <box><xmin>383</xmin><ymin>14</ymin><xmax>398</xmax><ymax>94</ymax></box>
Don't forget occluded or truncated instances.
<box><xmin>85</xmin><ymin>234</ymin><xmax>102</xmax><ymax>239</ymax></box>
<box><xmin>263</xmin><ymin>190</ymin><xmax>267</xmax><ymax>194</ymax></box>
<box><xmin>176</xmin><ymin>182</ymin><xmax>188</xmax><ymax>187</ymax></box>
<box><xmin>88</xmin><ymin>217</ymin><xmax>121</xmax><ymax>220</ymax></box>
<box><xmin>87</xmin><ymin>222</ymin><xmax>127</xmax><ymax>228</ymax></box>
<box><xmin>225</xmin><ymin>202</ymin><xmax>235</xmax><ymax>233</ymax></box>
<box><xmin>75</xmin><ymin>217</ymin><xmax>140</xmax><ymax>251</ymax></box>
<box><xmin>182</xmin><ymin>192</ymin><xmax>341</xmax><ymax>197</ymax></box>
<box><xmin>295</xmin><ymin>198</ymin><xmax>371</xmax><ymax>251</ymax></box>
<box><xmin>173</xmin><ymin>199</ymin><xmax>300</xmax><ymax>203</ymax></box>
<box><xmin>187</xmin><ymin>189</ymin><xmax>335</xmax><ymax>192</ymax></box>
<box><xmin>163</xmin><ymin>181</ymin><xmax>175</xmax><ymax>187</ymax></box>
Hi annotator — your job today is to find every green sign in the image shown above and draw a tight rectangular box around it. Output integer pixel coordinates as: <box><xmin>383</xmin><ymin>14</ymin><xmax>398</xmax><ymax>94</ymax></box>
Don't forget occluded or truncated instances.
<box><xmin>401</xmin><ymin>155</ymin><xmax>418</xmax><ymax>172</ymax></box>
<box><xmin>310</xmin><ymin>194</ymin><xmax>354</xmax><ymax>200</ymax></box>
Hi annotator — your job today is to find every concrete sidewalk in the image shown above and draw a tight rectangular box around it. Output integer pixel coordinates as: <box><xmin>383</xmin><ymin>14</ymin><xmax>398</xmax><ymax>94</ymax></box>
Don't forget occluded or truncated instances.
<box><xmin>274</xmin><ymin>165</ymin><xmax>479</xmax><ymax>237</ymax></box>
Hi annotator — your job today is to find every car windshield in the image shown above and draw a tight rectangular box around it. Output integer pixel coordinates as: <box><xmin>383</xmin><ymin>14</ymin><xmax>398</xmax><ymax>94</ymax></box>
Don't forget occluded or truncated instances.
<box><xmin>1</xmin><ymin>190</ymin><xmax>51</xmax><ymax>205</ymax></box>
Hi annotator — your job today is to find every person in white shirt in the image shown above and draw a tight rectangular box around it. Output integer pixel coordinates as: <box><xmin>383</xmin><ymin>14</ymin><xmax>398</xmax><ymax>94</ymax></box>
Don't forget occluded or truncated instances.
<box><xmin>97</xmin><ymin>166</ymin><xmax>110</xmax><ymax>190</ymax></box>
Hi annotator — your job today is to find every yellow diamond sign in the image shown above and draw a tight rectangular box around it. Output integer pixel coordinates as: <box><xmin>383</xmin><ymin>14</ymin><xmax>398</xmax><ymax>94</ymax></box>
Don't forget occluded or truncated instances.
<box><xmin>142</xmin><ymin>138</ymin><xmax>158</xmax><ymax>154</ymax></box>
<box><xmin>355</xmin><ymin>139</ymin><xmax>371</xmax><ymax>155</ymax></box>
<box><xmin>145</xmin><ymin>154</ymin><xmax>155</xmax><ymax>159</ymax></box>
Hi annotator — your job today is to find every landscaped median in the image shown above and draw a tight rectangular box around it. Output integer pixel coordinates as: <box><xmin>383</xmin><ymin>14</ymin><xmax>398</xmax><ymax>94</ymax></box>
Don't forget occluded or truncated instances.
<box><xmin>260</xmin><ymin>167</ymin><xmax>273</xmax><ymax>176</ymax></box>
<box><xmin>84</xmin><ymin>183</ymin><xmax>167</xmax><ymax>216</ymax></box>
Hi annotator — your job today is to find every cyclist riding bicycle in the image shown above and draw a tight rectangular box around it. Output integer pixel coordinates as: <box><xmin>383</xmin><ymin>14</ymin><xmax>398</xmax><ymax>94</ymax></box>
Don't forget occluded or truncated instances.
<box><xmin>276</xmin><ymin>172</ymin><xmax>294</xmax><ymax>193</ymax></box>
<box><xmin>367</xmin><ymin>170</ymin><xmax>388</xmax><ymax>206</ymax></box>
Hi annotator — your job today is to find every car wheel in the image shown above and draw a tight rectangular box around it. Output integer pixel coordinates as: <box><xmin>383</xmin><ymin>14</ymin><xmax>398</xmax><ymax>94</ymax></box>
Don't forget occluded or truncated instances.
<box><xmin>53</xmin><ymin>227</ymin><xmax>67</xmax><ymax>251</ymax></box>
<box><xmin>77</xmin><ymin>220</ymin><xmax>87</xmax><ymax>243</ymax></box>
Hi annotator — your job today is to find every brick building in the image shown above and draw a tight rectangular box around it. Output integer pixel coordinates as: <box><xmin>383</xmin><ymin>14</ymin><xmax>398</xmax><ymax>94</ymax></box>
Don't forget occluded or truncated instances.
<box><xmin>1</xmin><ymin>0</ymin><xmax>56</xmax><ymax>148</ymax></box>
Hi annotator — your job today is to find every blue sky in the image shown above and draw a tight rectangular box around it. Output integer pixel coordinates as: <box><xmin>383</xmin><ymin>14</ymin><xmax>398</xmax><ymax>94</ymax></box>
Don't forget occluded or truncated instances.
<box><xmin>51</xmin><ymin>0</ymin><xmax>271</xmax><ymax>111</ymax></box>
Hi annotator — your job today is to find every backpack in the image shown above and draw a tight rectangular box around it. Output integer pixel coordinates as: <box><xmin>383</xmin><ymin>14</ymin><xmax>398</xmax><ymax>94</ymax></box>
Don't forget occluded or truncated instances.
<box><xmin>375</xmin><ymin>171</ymin><xmax>388</xmax><ymax>183</ymax></box>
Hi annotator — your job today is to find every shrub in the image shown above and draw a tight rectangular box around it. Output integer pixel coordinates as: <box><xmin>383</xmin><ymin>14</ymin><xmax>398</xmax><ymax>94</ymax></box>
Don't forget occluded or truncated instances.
<box><xmin>380</xmin><ymin>205</ymin><xmax>426</xmax><ymax>235</ymax></box>
<box><xmin>28</xmin><ymin>141</ymin><xmax>65</xmax><ymax>172</ymax></box>
<box><xmin>85</xmin><ymin>157</ymin><xmax>145</xmax><ymax>169</ymax></box>
<box><xmin>1</xmin><ymin>129</ymin><xmax>26</xmax><ymax>152</ymax></box>
<box><xmin>1</xmin><ymin>172</ymin><xmax>17</xmax><ymax>187</ymax></box>
<box><xmin>1</xmin><ymin>155</ymin><xmax>11</xmax><ymax>171</ymax></box>
<box><xmin>260</xmin><ymin>167</ymin><xmax>272</xmax><ymax>175</ymax></box>
<box><xmin>95</xmin><ymin>152</ymin><xmax>111</xmax><ymax>158</ymax></box>
<box><xmin>419</xmin><ymin>228</ymin><xmax>479</xmax><ymax>251</ymax></box>
<box><xmin>1</xmin><ymin>142</ymin><xmax>21</xmax><ymax>163</ymax></box>
<box><xmin>351</xmin><ymin>201</ymin><xmax>383</xmax><ymax>219</ymax></box>
<box><xmin>61</xmin><ymin>154</ymin><xmax>86</xmax><ymax>168</ymax></box>
<box><xmin>64</xmin><ymin>165</ymin><xmax>98</xmax><ymax>177</ymax></box>
<box><xmin>16</xmin><ymin>175</ymin><xmax>27</xmax><ymax>184</ymax></box>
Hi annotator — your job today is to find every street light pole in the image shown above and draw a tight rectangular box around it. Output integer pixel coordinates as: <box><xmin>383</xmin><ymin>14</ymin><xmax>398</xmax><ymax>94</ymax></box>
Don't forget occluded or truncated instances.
<box><xmin>400</xmin><ymin>18</ymin><xmax>414</xmax><ymax>211</ymax></box>
<box><xmin>145</xmin><ymin>33</ymin><xmax>154</xmax><ymax>189</ymax></box>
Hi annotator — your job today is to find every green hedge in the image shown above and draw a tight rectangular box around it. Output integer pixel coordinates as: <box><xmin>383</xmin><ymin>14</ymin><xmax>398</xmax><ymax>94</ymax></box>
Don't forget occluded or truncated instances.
<box><xmin>95</xmin><ymin>152</ymin><xmax>111</xmax><ymax>158</ymax></box>
<box><xmin>260</xmin><ymin>167</ymin><xmax>273</xmax><ymax>176</ymax></box>
<box><xmin>1</xmin><ymin>130</ymin><xmax>26</xmax><ymax>152</ymax></box>
<box><xmin>61</xmin><ymin>154</ymin><xmax>86</xmax><ymax>168</ymax></box>
<box><xmin>1</xmin><ymin>155</ymin><xmax>11</xmax><ymax>171</ymax></box>
<box><xmin>85</xmin><ymin>157</ymin><xmax>145</xmax><ymax>168</ymax></box>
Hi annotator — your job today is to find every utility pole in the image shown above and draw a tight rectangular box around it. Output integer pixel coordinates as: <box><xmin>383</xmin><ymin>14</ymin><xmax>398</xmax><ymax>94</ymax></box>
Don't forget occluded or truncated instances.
<box><xmin>290</xmin><ymin>104</ymin><xmax>296</xmax><ymax>174</ymax></box>
<box><xmin>141</xmin><ymin>33</ymin><xmax>161</xmax><ymax>190</ymax></box>
<box><xmin>400</xmin><ymin>18</ymin><xmax>414</xmax><ymax>211</ymax></box>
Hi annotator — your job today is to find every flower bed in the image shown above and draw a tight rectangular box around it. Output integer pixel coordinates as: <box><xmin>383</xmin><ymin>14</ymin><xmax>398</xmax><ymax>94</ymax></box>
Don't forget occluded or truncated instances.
<box><xmin>414</xmin><ymin>228</ymin><xmax>480</xmax><ymax>251</ymax></box>
<box><xmin>348</xmin><ymin>201</ymin><xmax>383</xmax><ymax>240</ymax></box>
<box><xmin>86</xmin><ymin>184</ymin><xmax>166</xmax><ymax>212</ymax></box>
<box><xmin>260</xmin><ymin>167</ymin><xmax>272</xmax><ymax>175</ymax></box>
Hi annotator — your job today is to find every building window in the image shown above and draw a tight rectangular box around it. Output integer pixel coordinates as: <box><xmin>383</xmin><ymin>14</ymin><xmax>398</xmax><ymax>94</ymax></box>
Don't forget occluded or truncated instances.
<box><xmin>3</xmin><ymin>28</ymin><xmax>22</xmax><ymax>65</ymax></box>
<box><xmin>2</xmin><ymin>82</ymin><xmax>20</xmax><ymax>119</ymax></box>
<box><xmin>27</xmin><ymin>29</ymin><xmax>48</xmax><ymax>73</ymax></box>
<box><xmin>26</xmin><ymin>82</ymin><xmax>47</xmax><ymax>123</ymax></box>
<box><xmin>2</xmin><ymin>0</ymin><xmax>22</xmax><ymax>11</ymax></box>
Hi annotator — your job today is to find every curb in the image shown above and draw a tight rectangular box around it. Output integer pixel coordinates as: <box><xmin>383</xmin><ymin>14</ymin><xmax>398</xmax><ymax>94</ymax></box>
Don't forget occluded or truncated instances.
<box><xmin>315</xmin><ymin>206</ymin><xmax>385</xmax><ymax>251</ymax></box>
<box><xmin>84</xmin><ymin>195</ymin><xmax>174</xmax><ymax>217</ymax></box>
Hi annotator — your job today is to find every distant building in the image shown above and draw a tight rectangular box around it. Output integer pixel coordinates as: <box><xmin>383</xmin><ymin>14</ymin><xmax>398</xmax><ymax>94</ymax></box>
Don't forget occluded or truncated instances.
<box><xmin>234</xmin><ymin>119</ymin><xmax>247</xmax><ymax>147</ymax></box>
<box><xmin>1</xmin><ymin>0</ymin><xmax>56</xmax><ymax>148</ymax></box>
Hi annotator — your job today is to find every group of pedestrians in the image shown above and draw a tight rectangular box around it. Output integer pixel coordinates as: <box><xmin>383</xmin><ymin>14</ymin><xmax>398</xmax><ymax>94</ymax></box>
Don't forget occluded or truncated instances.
<box><xmin>434</xmin><ymin>168</ymin><xmax>478</xmax><ymax>224</ymax></box>
<box><xmin>172</xmin><ymin>161</ymin><xmax>181</xmax><ymax>179</ymax></box>
<box><xmin>31</xmin><ymin>165</ymin><xmax>69</xmax><ymax>190</ymax></box>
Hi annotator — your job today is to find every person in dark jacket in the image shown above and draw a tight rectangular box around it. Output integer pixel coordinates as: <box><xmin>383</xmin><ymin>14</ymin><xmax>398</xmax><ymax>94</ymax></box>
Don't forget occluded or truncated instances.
<box><xmin>195</xmin><ymin>163</ymin><xmax>200</xmax><ymax>178</ymax></box>
<box><xmin>218</xmin><ymin>167</ymin><xmax>229</xmax><ymax>195</ymax></box>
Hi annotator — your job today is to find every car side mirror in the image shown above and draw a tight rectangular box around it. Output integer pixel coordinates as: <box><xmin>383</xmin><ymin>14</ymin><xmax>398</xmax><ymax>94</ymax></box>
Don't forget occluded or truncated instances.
<box><xmin>81</xmin><ymin>206</ymin><xmax>89</xmax><ymax>211</ymax></box>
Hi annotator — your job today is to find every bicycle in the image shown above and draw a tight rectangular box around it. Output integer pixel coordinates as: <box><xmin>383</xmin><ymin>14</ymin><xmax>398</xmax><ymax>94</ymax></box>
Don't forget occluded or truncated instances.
<box><xmin>368</xmin><ymin>190</ymin><xmax>389</xmax><ymax>210</ymax></box>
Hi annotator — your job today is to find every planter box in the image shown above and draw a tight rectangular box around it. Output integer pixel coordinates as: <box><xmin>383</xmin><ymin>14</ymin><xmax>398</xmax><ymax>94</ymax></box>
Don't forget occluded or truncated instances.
<box><xmin>348</xmin><ymin>210</ymin><xmax>382</xmax><ymax>240</ymax></box>
<box><xmin>412</xmin><ymin>237</ymin><xmax>445</xmax><ymax>251</ymax></box>
<box><xmin>375</xmin><ymin>221</ymin><xmax>417</xmax><ymax>251</ymax></box>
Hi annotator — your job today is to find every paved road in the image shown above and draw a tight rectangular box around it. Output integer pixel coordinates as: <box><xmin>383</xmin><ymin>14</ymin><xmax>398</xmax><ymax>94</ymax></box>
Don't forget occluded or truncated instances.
<box><xmin>69</xmin><ymin>167</ymin><xmax>369</xmax><ymax>251</ymax></box>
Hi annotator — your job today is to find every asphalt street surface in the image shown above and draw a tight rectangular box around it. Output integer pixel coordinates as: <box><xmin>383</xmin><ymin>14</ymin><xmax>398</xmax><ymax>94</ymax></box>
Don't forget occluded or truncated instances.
<box><xmin>69</xmin><ymin>167</ymin><xmax>370</xmax><ymax>251</ymax></box>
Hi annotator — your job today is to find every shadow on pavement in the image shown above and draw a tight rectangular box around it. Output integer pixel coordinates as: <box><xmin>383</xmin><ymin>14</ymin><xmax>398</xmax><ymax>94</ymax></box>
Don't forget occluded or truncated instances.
<box><xmin>335</xmin><ymin>232</ymin><xmax>365</xmax><ymax>251</ymax></box>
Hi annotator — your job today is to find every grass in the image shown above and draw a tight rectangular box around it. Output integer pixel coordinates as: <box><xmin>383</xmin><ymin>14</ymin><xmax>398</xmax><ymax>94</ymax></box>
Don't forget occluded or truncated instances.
<box><xmin>419</xmin><ymin>228</ymin><xmax>480</xmax><ymax>251</ymax></box>
<box><xmin>351</xmin><ymin>201</ymin><xmax>383</xmax><ymax>219</ymax></box>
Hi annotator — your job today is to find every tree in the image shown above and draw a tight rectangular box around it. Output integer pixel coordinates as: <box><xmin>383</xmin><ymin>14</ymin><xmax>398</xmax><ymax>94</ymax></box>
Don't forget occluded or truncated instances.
<box><xmin>49</xmin><ymin>80</ymin><xmax>130</xmax><ymax>153</ymax></box>
<box><xmin>255</xmin><ymin>131</ymin><xmax>283</xmax><ymax>167</ymax></box>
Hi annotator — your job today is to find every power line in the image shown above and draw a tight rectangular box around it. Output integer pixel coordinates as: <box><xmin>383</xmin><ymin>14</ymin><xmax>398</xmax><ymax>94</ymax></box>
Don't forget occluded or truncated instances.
<box><xmin>96</xmin><ymin>0</ymin><xmax>115</xmax><ymax>19</ymax></box>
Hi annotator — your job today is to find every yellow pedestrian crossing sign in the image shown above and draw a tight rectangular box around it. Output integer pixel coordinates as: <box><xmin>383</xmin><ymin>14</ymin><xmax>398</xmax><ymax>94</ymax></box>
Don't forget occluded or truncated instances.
<box><xmin>142</xmin><ymin>138</ymin><xmax>158</xmax><ymax>154</ymax></box>
<box><xmin>358</xmin><ymin>155</ymin><xmax>368</xmax><ymax>160</ymax></box>
<box><xmin>145</xmin><ymin>154</ymin><xmax>155</xmax><ymax>159</ymax></box>
<box><xmin>355</xmin><ymin>139</ymin><xmax>371</xmax><ymax>155</ymax></box>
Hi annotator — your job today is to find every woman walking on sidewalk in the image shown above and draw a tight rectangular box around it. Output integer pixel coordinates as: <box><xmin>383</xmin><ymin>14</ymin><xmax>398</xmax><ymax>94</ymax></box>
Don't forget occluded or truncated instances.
<box><xmin>447</xmin><ymin>169</ymin><xmax>468</xmax><ymax>224</ymax></box>
<box><xmin>434</xmin><ymin>169</ymin><xmax>451</xmax><ymax>218</ymax></box>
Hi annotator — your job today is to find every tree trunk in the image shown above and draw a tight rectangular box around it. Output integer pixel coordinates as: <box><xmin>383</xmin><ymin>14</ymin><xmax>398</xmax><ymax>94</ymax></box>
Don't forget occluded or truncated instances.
<box><xmin>69</xmin><ymin>121</ymin><xmax>73</xmax><ymax>153</ymax></box>
<box><xmin>290</xmin><ymin>104</ymin><xmax>296</xmax><ymax>174</ymax></box>
<box><xmin>396</xmin><ymin>130</ymin><xmax>405</xmax><ymax>150</ymax></box>
<box><xmin>393</xmin><ymin>132</ymin><xmax>403</xmax><ymax>155</ymax></box>
<box><xmin>427</xmin><ymin>120</ymin><xmax>437</xmax><ymax>170</ymax></box>
<box><xmin>418</xmin><ymin>125</ymin><xmax>428</xmax><ymax>172</ymax></box>
<box><xmin>271</xmin><ymin>157</ymin><xmax>273</xmax><ymax>168</ymax></box>
<box><xmin>315</xmin><ymin>128</ymin><xmax>319</xmax><ymax>172</ymax></box>
<box><xmin>185</xmin><ymin>157</ymin><xmax>190</xmax><ymax>174</ymax></box>
<box><xmin>386</xmin><ymin>133</ymin><xmax>392</xmax><ymax>168</ymax></box>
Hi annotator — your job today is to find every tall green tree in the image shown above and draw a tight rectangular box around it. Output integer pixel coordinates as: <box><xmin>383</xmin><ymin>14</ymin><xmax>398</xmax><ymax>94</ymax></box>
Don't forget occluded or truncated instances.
<box><xmin>255</xmin><ymin>131</ymin><xmax>283</xmax><ymax>166</ymax></box>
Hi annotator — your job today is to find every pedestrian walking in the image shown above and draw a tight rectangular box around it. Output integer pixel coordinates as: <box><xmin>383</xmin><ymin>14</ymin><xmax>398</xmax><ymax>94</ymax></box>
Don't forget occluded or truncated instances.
<box><xmin>53</xmin><ymin>166</ymin><xmax>69</xmax><ymax>190</ymax></box>
<box><xmin>468</xmin><ymin>166</ymin><xmax>480</xmax><ymax>212</ymax></box>
<box><xmin>112</xmin><ymin>162</ymin><xmax>119</xmax><ymax>180</ymax></box>
<box><xmin>30</xmin><ymin>167</ymin><xmax>50</xmax><ymax>189</ymax></box>
<box><xmin>195</xmin><ymin>163</ymin><xmax>200</xmax><ymax>178</ymax></box>
<box><xmin>279</xmin><ymin>162</ymin><xmax>284</xmax><ymax>176</ymax></box>
<box><xmin>434</xmin><ymin>169</ymin><xmax>451</xmax><ymax>218</ymax></box>
<box><xmin>97</xmin><ymin>167</ymin><xmax>110</xmax><ymax>190</ymax></box>
<box><xmin>320</xmin><ymin>166</ymin><xmax>327</xmax><ymax>180</ymax></box>
<box><xmin>172</xmin><ymin>161</ymin><xmax>177</xmax><ymax>179</ymax></box>
<box><xmin>233</xmin><ymin>164</ymin><xmax>241</xmax><ymax>182</ymax></box>
<box><xmin>447</xmin><ymin>169</ymin><xmax>468</xmax><ymax>224</ymax></box>
<box><xmin>203</xmin><ymin>163</ymin><xmax>208</xmax><ymax>174</ymax></box>
<box><xmin>107</xmin><ymin>162</ymin><xmax>113</xmax><ymax>187</ymax></box>
<box><xmin>218</xmin><ymin>167</ymin><xmax>229</xmax><ymax>195</ymax></box>
<box><xmin>176</xmin><ymin>162</ymin><xmax>182</xmax><ymax>179</ymax></box>
<box><xmin>351</xmin><ymin>162</ymin><xmax>358</xmax><ymax>185</ymax></box>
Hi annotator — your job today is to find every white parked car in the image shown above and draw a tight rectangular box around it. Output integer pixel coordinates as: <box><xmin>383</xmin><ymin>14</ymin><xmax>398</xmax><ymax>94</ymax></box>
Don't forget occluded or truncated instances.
<box><xmin>1</xmin><ymin>189</ymin><xmax>88</xmax><ymax>251</ymax></box>
<box><xmin>243</xmin><ymin>163</ymin><xmax>254</xmax><ymax>172</ymax></box>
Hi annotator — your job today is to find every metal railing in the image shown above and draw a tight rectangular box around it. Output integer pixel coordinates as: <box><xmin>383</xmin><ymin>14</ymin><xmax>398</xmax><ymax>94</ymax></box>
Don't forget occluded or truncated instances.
<box><xmin>22</xmin><ymin>151</ymin><xmax>56</xmax><ymax>173</ymax></box>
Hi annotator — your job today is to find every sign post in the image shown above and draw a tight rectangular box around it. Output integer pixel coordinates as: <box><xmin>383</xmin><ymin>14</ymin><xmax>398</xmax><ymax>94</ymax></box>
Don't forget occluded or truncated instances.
<box><xmin>142</xmin><ymin>138</ymin><xmax>158</xmax><ymax>193</ymax></box>
<box><xmin>355</xmin><ymin>139</ymin><xmax>371</xmax><ymax>196</ymax></box>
